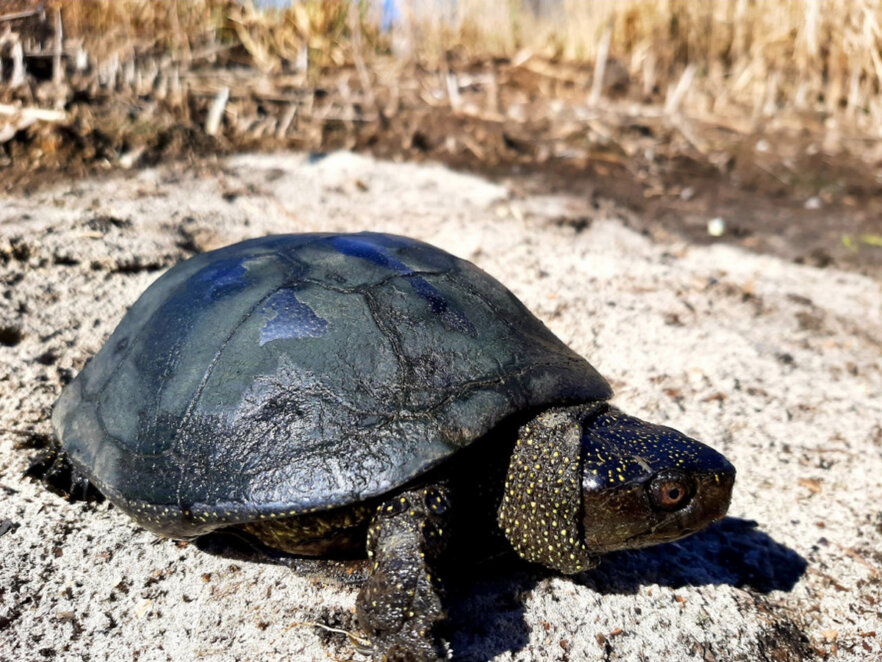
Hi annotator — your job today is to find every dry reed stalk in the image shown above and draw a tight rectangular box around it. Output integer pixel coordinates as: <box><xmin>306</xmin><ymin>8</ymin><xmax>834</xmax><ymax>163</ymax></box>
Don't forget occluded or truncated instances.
<box><xmin>665</xmin><ymin>64</ymin><xmax>696</xmax><ymax>116</ymax></box>
<box><xmin>588</xmin><ymin>26</ymin><xmax>611</xmax><ymax>107</ymax></box>
<box><xmin>51</xmin><ymin>8</ymin><xmax>62</xmax><ymax>85</ymax></box>
<box><xmin>10</xmin><ymin>40</ymin><xmax>25</xmax><ymax>88</ymax></box>
<box><xmin>348</xmin><ymin>1</ymin><xmax>376</xmax><ymax>113</ymax></box>
<box><xmin>0</xmin><ymin>102</ymin><xmax>67</xmax><ymax>144</ymax></box>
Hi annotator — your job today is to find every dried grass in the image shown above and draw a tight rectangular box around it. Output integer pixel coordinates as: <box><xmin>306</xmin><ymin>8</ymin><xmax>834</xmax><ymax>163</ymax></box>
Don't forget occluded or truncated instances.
<box><xmin>40</xmin><ymin>0</ymin><xmax>881</xmax><ymax>127</ymax></box>
<box><xmin>46</xmin><ymin>0</ymin><xmax>376</xmax><ymax>69</ymax></box>
<box><xmin>407</xmin><ymin>0</ymin><xmax>882</xmax><ymax>125</ymax></box>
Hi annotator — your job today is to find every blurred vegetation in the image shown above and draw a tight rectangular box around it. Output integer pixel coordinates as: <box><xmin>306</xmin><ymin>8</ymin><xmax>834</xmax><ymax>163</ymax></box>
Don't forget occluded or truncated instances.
<box><xmin>39</xmin><ymin>0</ymin><xmax>882</xmax><ymax>126</ymax></box>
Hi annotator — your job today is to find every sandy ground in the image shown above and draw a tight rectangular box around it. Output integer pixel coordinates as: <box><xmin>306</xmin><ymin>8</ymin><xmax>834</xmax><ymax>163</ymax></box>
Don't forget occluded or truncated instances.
<box><xmin>1</xmin><ymin>152</ymin><xmax>880</xmax><ymax>661</ymax></box>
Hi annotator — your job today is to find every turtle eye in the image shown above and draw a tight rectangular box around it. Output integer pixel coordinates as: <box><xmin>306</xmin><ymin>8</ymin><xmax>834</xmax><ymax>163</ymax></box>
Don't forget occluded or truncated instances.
<box><xmin>648</xmin><ymin>473</ymin><xmax>693</xmax><ymax>511</ymax></box>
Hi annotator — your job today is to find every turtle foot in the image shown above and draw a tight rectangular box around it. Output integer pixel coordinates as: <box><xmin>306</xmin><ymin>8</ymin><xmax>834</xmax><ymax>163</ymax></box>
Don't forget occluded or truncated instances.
<box><xmin>24</xmin><ymin>444</ymin><xmax>103</xmax><ymax>502</ymax></box>
<box><xmin>356</xmin><ymin>485</ymin><xmax>452</xmax><ymax>660</ymax></box>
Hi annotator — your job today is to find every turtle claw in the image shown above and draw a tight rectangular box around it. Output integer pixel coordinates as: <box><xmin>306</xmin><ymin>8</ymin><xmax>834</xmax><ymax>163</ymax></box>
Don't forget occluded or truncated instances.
<box><xmin>297</xmin><ymin>621</ymin><xmax>374</xmax><ymax>656</ymax></box>
<box><xmin>24</xmin><ymin>445</ymin><xmax>103</xmax><ymax>502</ymax></box>
<box><xmin>346</xmin><ymin>632</ymin><xmax>374</xmax><ymax>656</ymax></box>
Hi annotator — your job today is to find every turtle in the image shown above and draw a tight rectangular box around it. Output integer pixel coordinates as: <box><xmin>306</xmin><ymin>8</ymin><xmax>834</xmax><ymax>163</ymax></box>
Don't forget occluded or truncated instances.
<box><xmin>31</xmin><ymin>232</ymin><xmax>735</xmax><ymax>660</ymax></box>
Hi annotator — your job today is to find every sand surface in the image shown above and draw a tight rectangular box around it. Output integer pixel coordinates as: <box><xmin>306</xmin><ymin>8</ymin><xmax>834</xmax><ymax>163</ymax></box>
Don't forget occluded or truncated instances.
<box><xmin>1</xmin><ymin>152</ymin><xmax>880</xmax><ymax>661</ymax></box>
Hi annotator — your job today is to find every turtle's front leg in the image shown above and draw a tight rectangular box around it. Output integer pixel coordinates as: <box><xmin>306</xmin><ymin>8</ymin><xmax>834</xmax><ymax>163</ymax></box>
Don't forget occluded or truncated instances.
<box><xmin>356</xmin><ymin>483</ymin><xmax>452</xmax><ymax>661</ymax></box>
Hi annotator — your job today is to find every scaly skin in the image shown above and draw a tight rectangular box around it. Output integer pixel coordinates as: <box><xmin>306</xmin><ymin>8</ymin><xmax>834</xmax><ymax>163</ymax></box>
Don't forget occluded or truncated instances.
<box><xmin>357</xmin><ymin>485</ymin><xmax>452</xmax><ymax>661</ymax></box>
<box><xmin>497</xmin><ymin>405</ymin><xmax>601</xmax><ymax>573</ymax></box>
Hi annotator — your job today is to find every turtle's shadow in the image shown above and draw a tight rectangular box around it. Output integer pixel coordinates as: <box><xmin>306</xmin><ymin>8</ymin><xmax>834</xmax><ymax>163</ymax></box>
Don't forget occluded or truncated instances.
<box><xmin>195</xmin><ymin>517</ymin><xmax>806</xmax><ymax>661</ymax></box>
<box><xmin>580</xmin><ymin>516</ymin><xmax>807</xmax><ymax>595</ymax></box>
<box><xmin>445</xmin><ymin>517</ymin><xmax>806</xmax><ymax>660</ymax></box>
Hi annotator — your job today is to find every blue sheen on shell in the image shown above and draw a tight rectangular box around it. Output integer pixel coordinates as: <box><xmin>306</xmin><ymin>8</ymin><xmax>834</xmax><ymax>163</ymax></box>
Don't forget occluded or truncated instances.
<box><xmin>328</xmin><ymin>234</ymin><xmax>475</xmax><ymax>335</ymax></box>
<box><xmin>259</xmin><ymin>289</ymin><xmax>328</xmax><ymax>344</ymax></box>
<box><xmin>195</xmin><ymin>258</ymin><xmax>250</xmax><ymax>300</ymax></box>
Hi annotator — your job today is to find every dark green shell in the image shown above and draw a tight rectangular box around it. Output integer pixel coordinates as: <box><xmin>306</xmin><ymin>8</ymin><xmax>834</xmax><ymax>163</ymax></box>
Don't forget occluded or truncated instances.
<box><xmin>53</xmin><ymin>233</ymin><xmax>611</xmax><ymax>537</ymax></box>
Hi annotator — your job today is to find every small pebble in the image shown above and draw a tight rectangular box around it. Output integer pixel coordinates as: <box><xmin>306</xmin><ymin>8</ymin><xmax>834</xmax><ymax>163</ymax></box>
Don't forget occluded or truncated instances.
<box><xmin>707</xmin><ymin>217</ymin><xmax>726</xmax><ymax>237</ymax></box>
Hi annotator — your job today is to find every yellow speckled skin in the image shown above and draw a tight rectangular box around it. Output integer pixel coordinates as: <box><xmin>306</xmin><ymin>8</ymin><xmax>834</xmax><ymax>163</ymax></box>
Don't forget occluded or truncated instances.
<box><xmin>497</xmin><ymin>407</ymin><xmax>597</xmax><ymax>573</ymax></box>
<box><xmin>240</xmin><ymin>502</ymin><xmax>376</xmax><ymax>555</ymax></box>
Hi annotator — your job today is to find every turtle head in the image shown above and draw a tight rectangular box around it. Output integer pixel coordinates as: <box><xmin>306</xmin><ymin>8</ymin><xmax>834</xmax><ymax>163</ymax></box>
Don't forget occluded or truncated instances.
<box><xmin>578</xmin><ymin>406</ymin><xmax>735</xmax><ymax>554</ymax></box>
<box><xmin>497</xmin><ymin>404</ymin><xmax>734</xmax><ymax>574</ymax></box>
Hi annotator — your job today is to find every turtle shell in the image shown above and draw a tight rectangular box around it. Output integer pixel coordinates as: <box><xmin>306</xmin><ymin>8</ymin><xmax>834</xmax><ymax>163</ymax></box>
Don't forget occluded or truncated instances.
<box><xmin>53</xmin><ymin>233</ymin><xmax>612</xmax><ymax>537</ymax></box>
